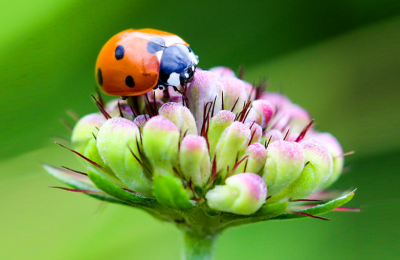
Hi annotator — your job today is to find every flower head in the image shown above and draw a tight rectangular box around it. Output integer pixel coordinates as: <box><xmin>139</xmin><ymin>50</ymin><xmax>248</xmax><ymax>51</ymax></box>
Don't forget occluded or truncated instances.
<box><xmin>46</xmin><ymin>66</ymin><xmax>357</xmax><ymax>237</ymax></box>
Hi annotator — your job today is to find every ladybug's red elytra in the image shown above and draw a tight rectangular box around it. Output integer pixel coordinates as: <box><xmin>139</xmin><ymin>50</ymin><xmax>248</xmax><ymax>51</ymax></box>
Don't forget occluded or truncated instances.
<box><xmin>95</xmin><ymin>28</ymin><xmax>199</xmax><ymax>97</ymax></box>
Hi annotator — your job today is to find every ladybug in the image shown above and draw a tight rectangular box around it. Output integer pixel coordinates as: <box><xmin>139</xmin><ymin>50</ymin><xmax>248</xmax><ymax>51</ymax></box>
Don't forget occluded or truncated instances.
<box><xmin>95</xmin><ymin>28</ymin><xmax>198</xmax><ymax>97</ymax></box>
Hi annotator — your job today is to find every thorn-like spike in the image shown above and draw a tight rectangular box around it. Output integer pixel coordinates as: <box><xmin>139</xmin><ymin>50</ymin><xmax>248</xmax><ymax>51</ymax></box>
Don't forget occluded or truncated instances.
<box><xmin>291</xmin><ymin>211</ymin><xmax>330</xmax><ymax>220</ymax></box>
<box><xmin>95</xmin><ymin>87</ymin><xmax>105</xmax><ymax>107</ymax></box>
<box><xmin>283</xmin><ymin>128</ymin><xmax>290</xmax><ymax>140</ymax></box>
<box><xmin>230</xmin><ymin>97</ymin><xmax>240</xmax><ymax>112</ymax></box>
<box><xmin>50</xmin><ymin>186</ymin><xmax>101</xmax><ymax>195</ymax></box>
<box><xmin>55</xmin><ymin>142</ymin><xmax>107</xmax><ymax>171</ymax></box>
<box><xmin>61</xmin><ymin>166</ymin><xmax>88</xmax><ymax>176</ymax></box>
<box><xmin>295</xmin><ymin>119</ymin><xmax>314</xmax><ymax>142</ymax></box>
<box><xmin>334</xmin><ymin>151</ymin><xmax>355</xmax><ymax>159</ymax></box>
<box><xmin>221</xmin><ymin>91</ymin><xmax>224</xmax><ymax>110</ymax></box>
<box><xmin>59</xmin><ymin>117</ymin><xmax>73</xmax><ymax>132</ymax></box>
<box><xmin>117</xmin><ymin>101</ymin><xmax>125</xmax><ymax>118</ymax></box>
<box><xmin>91</xmin><ymin>94</ymin><xmax>111</xmax><ymax>119</ymax></box>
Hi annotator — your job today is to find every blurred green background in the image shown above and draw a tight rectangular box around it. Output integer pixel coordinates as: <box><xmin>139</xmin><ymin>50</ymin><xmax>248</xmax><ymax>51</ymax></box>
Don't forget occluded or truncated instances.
<box><xmin>0</xmin><ymin>0</ymin><xmax>399</xmax><ymax>259</ymax></box>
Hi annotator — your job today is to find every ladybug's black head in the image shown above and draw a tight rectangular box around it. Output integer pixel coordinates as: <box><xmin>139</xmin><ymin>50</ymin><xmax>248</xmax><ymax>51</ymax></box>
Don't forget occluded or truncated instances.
<box><xmin>158</xmin><ymin>44</ymin><xmax>199</xmax><ymax>88</ymax></box>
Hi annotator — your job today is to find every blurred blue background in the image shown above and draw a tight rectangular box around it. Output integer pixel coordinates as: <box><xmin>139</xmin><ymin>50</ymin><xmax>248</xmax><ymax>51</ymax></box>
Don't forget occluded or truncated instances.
<box><xmin>0</xmin><ymin>1</ymin><xmax>399</xmax><ymax>259</ymax></box>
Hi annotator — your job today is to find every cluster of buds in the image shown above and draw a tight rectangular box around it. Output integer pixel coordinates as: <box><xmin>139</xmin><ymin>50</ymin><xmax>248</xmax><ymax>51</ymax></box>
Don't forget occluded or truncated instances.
<box><xmin>46</xmin><ymin>66</ymin><xmax>356</xmax><ymax>233</ymax></box>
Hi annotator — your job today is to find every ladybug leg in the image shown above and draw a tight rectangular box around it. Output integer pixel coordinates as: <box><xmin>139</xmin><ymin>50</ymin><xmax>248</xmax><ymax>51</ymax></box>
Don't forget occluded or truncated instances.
<box><xmin>163</xmin><ymin>87</ymin><xmax>170</xmax><ymax>100</ymax></box>
<box><xmin>173</xmin><ymin>86</ymin><xmax>183</xmax><ymax>94</ymax></box>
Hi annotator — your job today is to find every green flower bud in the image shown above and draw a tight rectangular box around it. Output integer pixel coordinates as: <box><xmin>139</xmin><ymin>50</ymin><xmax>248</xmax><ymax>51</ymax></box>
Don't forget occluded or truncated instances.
<box><xmin>206</xmin><ymin>173</ymin><xmax>267</xmax><ymax>215</ymax></box>
<box><xmin>239</xmin><ymin>143</ymin><xmax>267</xmax><ymax>175</ymax></box>
<box><xmin>71</xmin><ymin>113</ymin><xmax>105</xmax><ymax>155</ymax></box>
<box><xmin>159</xmin><ymin>102</ymin><xmax>197</xmax><ymax>136</ymax></box>
<box><xmin>271</xmin><ymin>139</ymin><xmax>333</xmax><ymax>201</ymax></box>
<box><xmin>207</xmin><ymin>110</ymin><xmax>236</xmax><ymax>158</ymax></box>
<box><xmin>314</xmin><ymin>133</ymin><xmax>344</xmax><ymax>189</ymax></box>
<box><xmin>215</xmin><ymin>122</ymin><xmax>251</xmax><ymax>179</ymax></box>
<box><xmin>71</xmin><ymin>113</ymin><xmax>109</xmax><ymax>169</ymax></box>
<box><xmin>179</xmin><ymin>135</ymin><xmax>211</xmax><ymax>187</ymax></box>
<box><xmin>246</xmin><ymin>122</ymin><xmax>262</xmax><ymax>144</ymax></box>
<box><xmin>97</xmin><ymin>117</ymin><xmax>152</xmax><ymax>194</ymax></box>
<box><xmin>142</xmin><ymin>116</ymin><xmax>180</xmax><ymax>176</ymax></box>
<box><xmin>263</xmin><ymin>140</ymin><xmax>305</xmax><ymax>197</ymax></box>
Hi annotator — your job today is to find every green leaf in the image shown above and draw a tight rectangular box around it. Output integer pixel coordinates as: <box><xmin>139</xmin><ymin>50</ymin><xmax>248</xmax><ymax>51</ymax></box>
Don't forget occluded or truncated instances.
<box><xmin>88</xmin><ymin>169</ymin><xmax>159</xmax><ymax>208</ymax></box>
<box><xmin>43</xmin><ymin>164</ymin><xmax>128</xmax><ymax>205</ymax></box>
<box><xmin>272</xmin><ymin>189</ymin><xmax>356</xmax><ymax>220</ymax></box>
<box><xmin>152</xmin><ymin>175</ymin><xmax>193</xmax><ymax>210</ymax></box>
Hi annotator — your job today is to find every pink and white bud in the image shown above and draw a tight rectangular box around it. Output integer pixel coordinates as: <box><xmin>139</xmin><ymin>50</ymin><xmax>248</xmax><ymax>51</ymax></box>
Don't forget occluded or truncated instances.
<box><xmin>71</xmin><ymin>113</ymin><xmax>106</xmax><ymax>155</ymax></box>
<box><xmin>159</xmin><ymin>102</ymin><xmax>197</xmax><ymax>136</ymax></box>
<box><xmin>219</xmin><ymin>77</ymin><xmax>249</xmax><ymax>114</ymax></box>
<box><xmin>133</xmin><ymin>115</ymin><xmax>149</xmax><ymax>132</ymax></box>
<box><xmin>258</xmin><ymin>93</ymin><xmax>291</xmax><ymax>110</ymax></box>
<box><xmin>245</xmin><ymin>100</ymin><xmax>274</xmax><ymax>129</ymax></box>
<box><xmin>246</xmin><ymin>122</ymin><xmax>262</xmax><ymax>144</ymax></box>
<box><xmin>71</xmin><ymin>113</ymin><xmax>108</xmax><ymax>170</ymax></box>
<box><xmin>273</xmin><ymin>139</ymin><xmax>333</xmax><ymax>201</ymax></box>
<box><xmin>235</xmin><ymin>143</ymin><xmax>267</xmax><ymax>175</ymax></box>
<box><xmin>97</xmin><ymin>117</ymin><xmax>152</xmax><ymax>194</ymax></box>
<box><xmin>209</xmin><ymin>66</ymin><xmax>236</xmax><ymax>78</ymax></box>
<box><xmin>262</xmin><ymin>141</ymin><xmax>305</xmax><ymax>197</ymax></box>
<box><xmin>263</xmin><ymin>129</ymin><xmax>284</xmax><ymax>144</ymax></box>
<box><xmin>207</xmin><ymin>110</ymin><xmax>236</xmax><ymax>157</ymax></box>
<box><xmin>206</xmin><ymin>173</ymin><xmax>267</xmax><ymax>215</ymax></box>
<box><xmin>187</xmin><ymin>71</ymin><xmax>224</xmax><ymax>131</ymax></box>
<box><xmin>105</xmin><ymin>100</ymin><xmax>135</xmax><ymax>119</ymax></box>
<box><xmin>215</xmin><ymin>122</ymin><xmax>251</xmax><ymax>179</ymax></box>
<box><xmin>313</xmin><ymin>133</ymin><xmax>344</xmax><ymax>188</ymax></box>
<box><xmin>142</xmin><ymin>116</ymin><xmax>180</xmax><ymax>176</ymax></box>
<box><xmin>179</xmin><ymin>135</ymin><xmax>211</xmax><ymax>187</ymax></box>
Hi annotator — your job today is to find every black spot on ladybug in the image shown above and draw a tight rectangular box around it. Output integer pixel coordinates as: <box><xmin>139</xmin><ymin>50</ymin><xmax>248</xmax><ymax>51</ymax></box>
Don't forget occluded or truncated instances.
<box><xmin>97</xmin><ymin>68</ymin><xmax>103</xmax><ymax>86</ymax></box>
<box><xmin>115</xmin><ymin>45</ymin><xmax>125</xmax><ymax>60</ymax></box>
<box><xmin>125</xmin><ymin>76</ymin><xmax>135</xmax><ymax>87</ymax></box>
<box><xmin>147</xmin><ymin>37</ymin><xmax>166</xmax><ymax>53</ymax></box>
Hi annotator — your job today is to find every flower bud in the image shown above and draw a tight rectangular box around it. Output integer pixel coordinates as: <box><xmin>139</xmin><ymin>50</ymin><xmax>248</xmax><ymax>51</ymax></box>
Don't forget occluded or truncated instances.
<box><xmin>71</xmin><ymin>113</ymin><xmax>108</xmax><ymax>168</ymax></box>
<box><xmin>246</xmin><ymin>122</ymin><xmax>262</xmax><ymax>144</ymax></box>
<box><xmin>207</xmin><ymin>110</ymin><xmax>236</xmax><ymax>157</ymax></box>
<box><xmin>206</xmin><ymin>173</ymin><xmax>267</xmax><ymax>215</ymax></box>
<box><xmin>245</xmin><ymin>100</ymin><xmax>274</xmax><ymax>129</ymax></box>
<box><xmin>263</xmin><ymin>129</ymin><xmax>284</xmax><ymax>144</ymax></box>
<box><xmin>262</xmin><ymin>141</ymin><xmax>305</xmax><ymax>197</ymax></box>
<box><xmin>187</xmin><ymin>71</ymin><xmax>224</xmax><ymax>131</ymax></box>
<box><xmin>215</xmin><ymin>122</ymin><xmax>251</xmax><ymax>179</ymax></box>
<box><xmin>314</xmin><ymin>133</ymin><xmax>344</xmax><ymax>188</ymax></box>
<box><xmin>133</xmin><ymin>115</ymin><xmax>149</xmax><ymax>132</ymax></box>
<box><xmin>259</xmin><ymin>93</ymin><xmax>291</xmax><ymax>109</ymax></box>
<box><xmin>235</xmin><ymin>143</ymin><xmax>267</xmax><ymax>175</ymax></box>
<box><xmin>97</xmin><ymin>117</ymin><xmax>152</xmax><ymax>194</ymax></box>
<box><xmin>272</xmin><ymin>139</ymin><xmax>333</xmax><ymax>201</ymax></box>
<box><xmin>219</xmin><ymin>77</ymin><xmax>248</xmax><ymax>114</ymax></box>
<box><xmin>159</xmin><ymin>102</ymin><xmax>197</xmax><ymax>136</ymax></box>
<box><xmin>142</xmin><ymin>116</ymin><xmax>180</xmax><ymax>176</ymax></box>
<box><xmin>179</xmin><ymin>135</ymin><xmax>211</xmax><ymax>187</ymax></box>
<box><xmin>71</xmin><ymin>113</ymin><xmax>105</xmax><ymax>154</ymax></box>
<box><xmin>106</xmin><ymin>100</ymin><xmax>134</xmax><ymax>120</ymax></box>
<box><xmin>209</xmin><ymin>66</ymin><xmax>236</xmax><ymax>78</ymax></box>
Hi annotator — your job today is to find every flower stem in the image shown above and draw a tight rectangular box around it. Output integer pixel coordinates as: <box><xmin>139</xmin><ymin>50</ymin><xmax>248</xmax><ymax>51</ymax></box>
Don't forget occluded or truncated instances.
<box><xmin>183</xmin><ymin>231</ymin><xmax>216</xmax><ymax>260</ymax></box>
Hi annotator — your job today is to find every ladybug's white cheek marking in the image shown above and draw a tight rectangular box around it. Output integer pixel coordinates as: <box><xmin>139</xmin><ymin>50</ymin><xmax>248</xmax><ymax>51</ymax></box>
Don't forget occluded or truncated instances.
<box><xmin>167</xmin><ymin>72</ymin><xmax>180</xmax><ymax>86</ymax></box>
<box><xmin>155</xmin><ymin>51</ymin><xmax>163</xmax><ymax>62</ymax></box>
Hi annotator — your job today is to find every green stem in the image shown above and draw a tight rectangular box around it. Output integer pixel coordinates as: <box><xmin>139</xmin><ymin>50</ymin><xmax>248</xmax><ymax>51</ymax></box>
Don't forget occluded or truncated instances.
<box><xmin>183</xmin><ymin>231</ymin><xmax>216</xmax><ymax>260</ymax></box>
